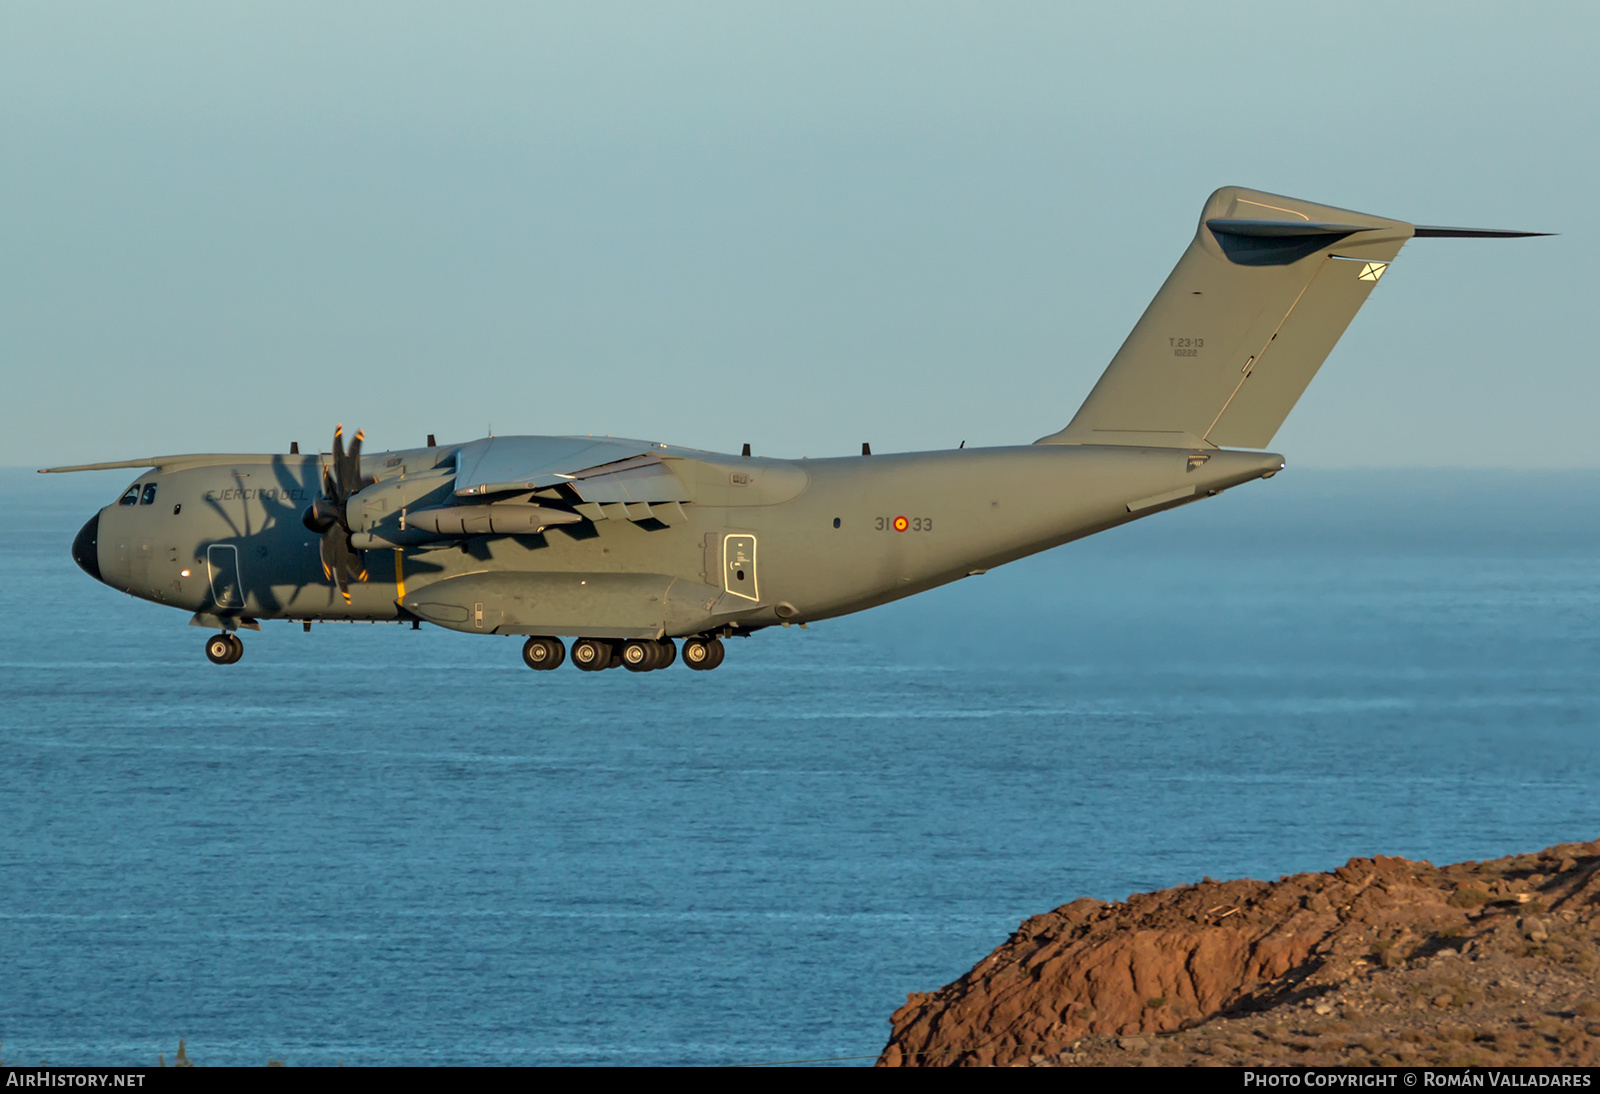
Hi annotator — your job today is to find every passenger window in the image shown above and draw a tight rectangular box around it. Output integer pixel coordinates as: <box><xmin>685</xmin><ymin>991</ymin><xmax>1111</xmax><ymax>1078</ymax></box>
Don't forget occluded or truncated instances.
<box><xmin>141</xmin><ymin>483</ymin><xmax>158</xmax><ymax>505</ymax></box>
<box><xmin>119</xmin><ymin>485</ymin><xmax>140</xmax><ymax>506</ymax></box>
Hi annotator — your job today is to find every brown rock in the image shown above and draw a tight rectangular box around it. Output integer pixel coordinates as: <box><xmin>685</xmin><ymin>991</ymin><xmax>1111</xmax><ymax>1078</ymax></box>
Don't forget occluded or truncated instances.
<box><xmin>879</xmin><ymin>838</ymin><xmax>1600</xmax><ymax>1067</ymax></box>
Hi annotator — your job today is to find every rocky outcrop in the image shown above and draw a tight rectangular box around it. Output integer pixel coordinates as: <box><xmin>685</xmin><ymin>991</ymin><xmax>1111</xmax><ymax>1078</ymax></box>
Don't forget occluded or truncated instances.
<box><xmin>879</xmin><ymin>840</ymin><xmax>1600</xmax><ymax>1066</ymax></box>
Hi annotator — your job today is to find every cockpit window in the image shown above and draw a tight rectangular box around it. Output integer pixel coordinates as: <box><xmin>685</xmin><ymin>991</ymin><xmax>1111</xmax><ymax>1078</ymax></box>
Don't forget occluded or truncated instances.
<box><xmin>141</xmin><ymin>483</ymin><xmax>158</xmax><ymax>505</ymax></box>
<box><xmin>119</xmin><ymin>485</ymin><xmax>140</xmax><ymax>506</ymax></box>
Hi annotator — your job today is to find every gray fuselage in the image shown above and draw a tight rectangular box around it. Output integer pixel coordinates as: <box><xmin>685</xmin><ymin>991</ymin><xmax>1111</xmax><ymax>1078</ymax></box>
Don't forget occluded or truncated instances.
<box><xmin>62</xmin><ymin>185</ymin><xmax>1539</xmax><ymax>655</ymax></box>
<box><xmin>73</xmin><ymin>440</ymin><xmax>1282</xmax><ymax>641</ymax></box>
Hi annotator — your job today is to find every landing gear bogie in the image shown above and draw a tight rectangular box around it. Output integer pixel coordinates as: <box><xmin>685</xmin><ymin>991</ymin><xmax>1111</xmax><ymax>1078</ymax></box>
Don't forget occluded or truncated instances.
<box><xmin>682</xmin><ymin>635</ymin><xmax>725</xmax><ymax>671</ymax></box>
<box><xmin>571</xmin><ymin>637</ymin><xmax>616</xmax><ymax>672</ymax></box>
<box><xmin>551</xmin><ymin>635</ymin><xmax>720</xmax><ymax>673</ymax></box>
<box><xmin>521</xmin><ymin>636</ymin><xmax>566</xmax><ymax>671</ymax></box>
<box><xmin>622</xmin><ymin>639</ymin><xmax>658</xmax><ymax>671</ymax></box>
<box><xmin>205</xmin><ymin>633</ymin><xmax>243</xmax><ymax>665</ymax></box>
<box><xmin>622</xmin><ymin>638</ymin><xmax>676</xmax><ymax>672</ymax></box>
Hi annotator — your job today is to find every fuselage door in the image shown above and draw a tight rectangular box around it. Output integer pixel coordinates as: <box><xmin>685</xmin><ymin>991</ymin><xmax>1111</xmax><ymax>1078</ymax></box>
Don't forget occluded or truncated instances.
<box><xmin>723</xmin><ymin>534</ymin><xmax>758</xmax><ymax>601</ymax></box>
<box><xmin>206</xmin><ymin>544</ymin><xmax>245</xmax><ymax>609</ymax></box>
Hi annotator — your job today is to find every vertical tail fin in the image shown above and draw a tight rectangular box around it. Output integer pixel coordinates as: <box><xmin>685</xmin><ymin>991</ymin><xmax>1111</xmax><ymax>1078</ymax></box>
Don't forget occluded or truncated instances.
<box><xmin>1038</xmin><ymin>187</ymin><xmax>1413</xmax><ymax>450</ymax></box>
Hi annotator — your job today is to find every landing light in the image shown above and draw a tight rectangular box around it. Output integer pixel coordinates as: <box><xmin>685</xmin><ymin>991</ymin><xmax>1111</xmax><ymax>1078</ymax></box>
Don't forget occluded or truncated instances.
<box><xmin>181</xmin><ymin>569</ymin><xmax>191</xmax><ymax>577</ymax></box>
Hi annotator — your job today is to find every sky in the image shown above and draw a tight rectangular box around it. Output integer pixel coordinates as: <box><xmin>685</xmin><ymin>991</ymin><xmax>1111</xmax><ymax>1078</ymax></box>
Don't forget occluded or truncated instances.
<box><xmin>2</xmin><ymin>2</ymin><xmax>1594</xmax><ymax>469</ymax></box>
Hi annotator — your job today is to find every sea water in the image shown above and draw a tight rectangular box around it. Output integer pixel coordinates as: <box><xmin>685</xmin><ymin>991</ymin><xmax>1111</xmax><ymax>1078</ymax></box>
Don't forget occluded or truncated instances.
<box><xmin>2</xmin><ymin>467</ymin><xmax>1597</xmax><ymax>1066</ymax></box>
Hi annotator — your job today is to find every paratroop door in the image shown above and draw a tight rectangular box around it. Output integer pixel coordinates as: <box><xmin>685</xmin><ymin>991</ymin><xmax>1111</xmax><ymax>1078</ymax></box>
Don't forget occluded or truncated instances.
<box><xmin>207</xmin><ymin>544</ymin><xmax>244</xmax><ymax>609</ymax></box>
<box><xmin>722</xmin><ymin>534</ymin><xmax>758</xmax><ymax>601</ymax></box>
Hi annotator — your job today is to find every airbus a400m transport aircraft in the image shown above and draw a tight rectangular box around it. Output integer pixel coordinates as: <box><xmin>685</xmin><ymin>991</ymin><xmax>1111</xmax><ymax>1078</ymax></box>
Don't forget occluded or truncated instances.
<box><xmin>48</xmin><ymin>187</ymin><xmax>1545</xmax><ymax>673</ymax></box>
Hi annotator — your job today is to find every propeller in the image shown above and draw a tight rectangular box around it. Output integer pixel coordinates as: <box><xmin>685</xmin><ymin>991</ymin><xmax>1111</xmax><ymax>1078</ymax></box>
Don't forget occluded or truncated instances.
<box><xmin>301</xmin><ymin>424</ymin><xmax>371</xmax><ymax>603</ymax></box>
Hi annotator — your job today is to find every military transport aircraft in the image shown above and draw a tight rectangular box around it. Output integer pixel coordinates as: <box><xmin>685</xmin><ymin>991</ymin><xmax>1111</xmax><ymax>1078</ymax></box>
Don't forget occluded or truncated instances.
<box><xmin>45</xmin><ymin>187</ymin><xmax>1545</xmax><ymax>672</ymax></box>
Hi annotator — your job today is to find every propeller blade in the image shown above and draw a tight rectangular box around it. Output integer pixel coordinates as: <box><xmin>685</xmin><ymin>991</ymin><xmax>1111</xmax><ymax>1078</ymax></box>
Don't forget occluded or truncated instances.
<box><xmin>346</xmin><ymin>429</ymin><xmax>365</xmax><ymax>497</ymax></box>
<box><xmin>331</xmin><ymin>425</ymin><xmax>347</xmax><ymax>501</ymax></box>
<box><xmin>319</xmin><ymin>530</ymin><xmax>340</xmax><ymax>586</ymax></box>
<box><xmin>320</xmin><ymin>527</ymin><xmax>363</xmax><ymax>603</ymax></box>
<box><xmin>311</xmin><ymin>423</ymin><xmax>371</xmax><ymax>603</ymax></box>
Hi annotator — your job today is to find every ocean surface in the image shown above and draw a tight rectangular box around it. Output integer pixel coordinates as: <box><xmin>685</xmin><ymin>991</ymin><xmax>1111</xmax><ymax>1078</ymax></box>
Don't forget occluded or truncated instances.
<box><xmin>2</xmin><ymin>466</ymin><xmax>1597</xmax><ymax>1066</ymax></box>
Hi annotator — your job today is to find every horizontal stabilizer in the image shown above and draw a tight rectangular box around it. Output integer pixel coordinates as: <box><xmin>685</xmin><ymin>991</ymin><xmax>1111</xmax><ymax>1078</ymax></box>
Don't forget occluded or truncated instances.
<box><xmin>1207</xmin><ymin>220</ymin><xmax>1374</xmax><ymax>236</ymax></box>
<box><xmin>1205</xmin><ymin>218</ymin><xmax>1372</xmax><ymax>265</ymax></box>
<box><xmin>1413</xmin><ymin>226</ymin><xmax>1553</xmax><ymax>238</ymax></box>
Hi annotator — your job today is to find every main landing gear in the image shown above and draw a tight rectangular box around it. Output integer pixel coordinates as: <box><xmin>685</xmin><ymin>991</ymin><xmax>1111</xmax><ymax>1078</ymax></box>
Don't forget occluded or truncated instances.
<box><xmin>569</xmin><ymin>637</ymin><xmax>617</xmax><ymax>672</ymax></box>
<box><xmin>523</xmin><ymin>635</ymin><xmax>726</xmax><ymax>672</ymax></box>
<box><xmin>521</xmin><ymin>636</ymin><xmax>566</xmax><ymax>671</ymax></box>
<box><xmin>204</xmin><ymin>632</ymin><xmax>243</xmax><ymax>665</ymax></box>
<box><xmin>621</xmin><ymin>638</ymin><xmax>677</xmax><ymax>672</ymax></box>
<box><xmin>681</xmin><ymin>635</ymin><xmax>725</xmax><ymax>671</ymax></box>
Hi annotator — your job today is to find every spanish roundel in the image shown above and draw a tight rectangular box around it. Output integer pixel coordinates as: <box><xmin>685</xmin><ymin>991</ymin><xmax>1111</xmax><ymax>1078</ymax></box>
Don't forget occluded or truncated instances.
<box><xmin>893</xmin><ymin>516</ymin><xmax>909</xmax><ymax>532</ymax></box>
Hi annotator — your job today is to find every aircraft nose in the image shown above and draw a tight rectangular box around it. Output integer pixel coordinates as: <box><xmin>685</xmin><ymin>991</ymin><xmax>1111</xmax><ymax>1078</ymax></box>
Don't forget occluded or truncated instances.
<box><xmin>72</xmin><ymin>513</ymin><xmax>103</xmax><ymax>582</ymax></box>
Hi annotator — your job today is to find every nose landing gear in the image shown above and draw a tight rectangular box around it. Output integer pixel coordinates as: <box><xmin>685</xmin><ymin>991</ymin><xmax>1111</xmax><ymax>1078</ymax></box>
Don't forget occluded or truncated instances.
<box><xmin>204</xmin><ymin>633</ymin><xmax>243</xmax><ymax>665</ymax></box>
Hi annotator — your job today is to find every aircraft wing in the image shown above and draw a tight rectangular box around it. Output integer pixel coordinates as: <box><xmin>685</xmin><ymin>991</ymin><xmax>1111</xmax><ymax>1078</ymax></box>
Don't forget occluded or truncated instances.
<box><xmin>39</xmin><ymin>454</ymin><xmax>291</xmax><ymax>474</ymax></box>
<box><xmin>451</xmin><ymin>436</ymin><xmax>693</xmax><ymax>504</ymax></box>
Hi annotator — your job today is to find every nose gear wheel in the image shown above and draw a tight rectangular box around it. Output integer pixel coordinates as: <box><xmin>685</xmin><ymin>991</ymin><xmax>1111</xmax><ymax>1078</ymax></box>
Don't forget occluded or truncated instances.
<box><xmin>204</xmin><ymin>633</ymin><xmax>243</xmax><ymax>665</ymax></box>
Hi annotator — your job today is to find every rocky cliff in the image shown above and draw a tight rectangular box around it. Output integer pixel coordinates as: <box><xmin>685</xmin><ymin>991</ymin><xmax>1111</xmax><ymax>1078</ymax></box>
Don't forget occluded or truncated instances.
<box><xmin>879</xmin><ymin>839</ymin><xmax>1600</xmax><ymax>1067</ymax></box>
